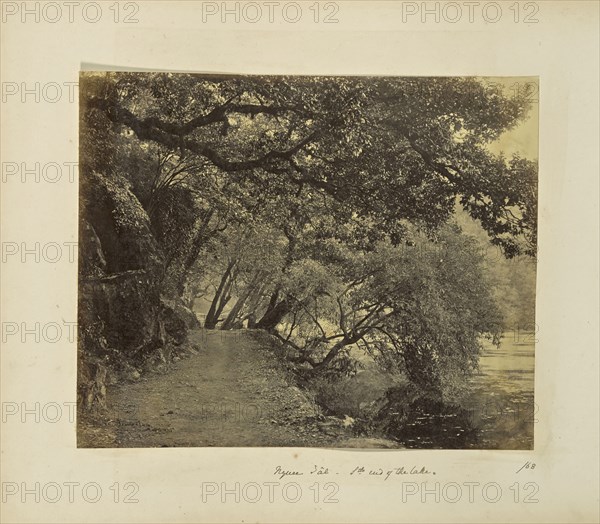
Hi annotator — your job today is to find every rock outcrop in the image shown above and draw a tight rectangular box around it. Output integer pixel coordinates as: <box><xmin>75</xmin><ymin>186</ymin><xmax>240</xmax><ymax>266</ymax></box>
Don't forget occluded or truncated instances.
<box><xmin>78</xmin><ymin>171</ymin><xmax>197</xmax><ymax>410</ymax></box>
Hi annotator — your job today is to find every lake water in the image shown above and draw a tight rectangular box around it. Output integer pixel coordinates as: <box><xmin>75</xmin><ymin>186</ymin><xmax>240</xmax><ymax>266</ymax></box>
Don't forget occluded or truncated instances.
<box><xmin>388</xmin><ymin>334</ymin><xmax>535</xmax><ymax>449</ymax></box>
<box><xmin>463</xmin><ymin>334</ymin><xmax>535</xmax><ymax>449</ymax></box>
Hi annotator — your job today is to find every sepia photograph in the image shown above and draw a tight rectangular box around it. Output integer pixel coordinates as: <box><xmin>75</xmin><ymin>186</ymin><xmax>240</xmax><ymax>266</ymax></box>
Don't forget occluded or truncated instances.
<box><xmin>4</xmin><ymin>1</ymin><xmax>600</xmax><ymax>522</ymax></box>
<box><xmin>77</xmin><ymin>72</ymin><xmax>538</xmax><ymax>450</ymax></box>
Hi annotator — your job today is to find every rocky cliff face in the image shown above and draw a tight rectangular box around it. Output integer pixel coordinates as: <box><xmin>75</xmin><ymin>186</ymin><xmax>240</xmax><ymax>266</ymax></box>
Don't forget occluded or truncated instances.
<box><xmin>78</xmin><ymin>171</ymin><xmax>198</xmax><ymax>411</ymax></box>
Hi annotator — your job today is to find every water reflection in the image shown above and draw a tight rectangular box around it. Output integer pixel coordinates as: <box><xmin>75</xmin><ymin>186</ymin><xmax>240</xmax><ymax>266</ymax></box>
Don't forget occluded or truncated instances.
<box><xmin>464</xmin><ymin>335</ymin><xmax>535</xmax><ymax>449</ymax></box>
<box><xmin>383</xmin><ymin>396</ymin><xmax>480</xmax><ymax>449</ymax></box>
<box><xmin>380</xmin><ymin>335</ymin><xmax>535</xmax><ymax>449</ymax></box>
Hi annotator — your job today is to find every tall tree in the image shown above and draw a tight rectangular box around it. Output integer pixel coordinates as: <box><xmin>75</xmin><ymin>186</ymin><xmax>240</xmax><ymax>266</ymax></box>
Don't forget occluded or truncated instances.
<box><xmin>81</xmin><ymin>73</ymin><xmax>537</xmax><ymax>260</ymax></box>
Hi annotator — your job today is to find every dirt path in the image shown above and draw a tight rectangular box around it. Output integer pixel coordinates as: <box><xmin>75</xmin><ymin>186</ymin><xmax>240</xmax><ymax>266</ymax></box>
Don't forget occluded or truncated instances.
<box><xmin>80</xmin><ymin>330</ymin><xmax>348</xmax><ymax>447</ymax></box>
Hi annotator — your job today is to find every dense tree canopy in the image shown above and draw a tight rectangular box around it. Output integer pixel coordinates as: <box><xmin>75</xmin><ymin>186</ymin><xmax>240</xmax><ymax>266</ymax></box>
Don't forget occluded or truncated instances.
<box><xmin>80</xmin><ymin>72</ymin><xmax>537</xmax><ymax>395</ymax></box>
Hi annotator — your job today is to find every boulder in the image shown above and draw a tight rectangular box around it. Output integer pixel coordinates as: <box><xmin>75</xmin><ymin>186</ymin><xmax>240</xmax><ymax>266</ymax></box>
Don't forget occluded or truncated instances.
<box><xmin>159</xmin><ymin>298</ymin><xmax>200</xmax><ymax>345</ymax></box>
<box><xmin>78</xmin><ymin>171</ymin><xmax>170</xmax><ymax>411</ymax></box>
<box><xmin>79</xmin><ymin>171</ymin><xmax>165</xmax><ymax>359</ymax></box>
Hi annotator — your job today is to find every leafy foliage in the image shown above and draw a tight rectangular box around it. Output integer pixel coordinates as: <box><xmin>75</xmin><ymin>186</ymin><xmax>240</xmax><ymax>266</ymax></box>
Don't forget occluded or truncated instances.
<box><xmin>79</xmin><ymin>72</ymin><xmax>537</xmax><ymax>397</ymax></box>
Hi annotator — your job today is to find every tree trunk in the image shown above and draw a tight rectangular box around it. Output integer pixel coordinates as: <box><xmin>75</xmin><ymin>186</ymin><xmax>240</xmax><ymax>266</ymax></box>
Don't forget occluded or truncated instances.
<box><xmin>245</xmin><ymin>281</ymin><xmax>269</xmax><ymax>326</ymax></box>
<box><xmin>204</xmin><ymin>261</ymin><xmax>235</xmax><ymax>329</ymax></box>
<box><xmin>175</xmin><ymin>209</ymin><xmax>216</xmax><ymax>295</ymax></box>
<box><xmin>211</xmin><ymin>275</ymin><xmax>234</xmax><ymax>327</ymax></box>
<box><xmin>261</xmin><ymin>289</ymin><xmax>280</xmax><ymax>316</ymax></box>
<box><xmin>311</xmin><ymin>332</ymin><xmax>362</xmax><ymax>372</ymax></box>
<box><xmin>220</xmin><ymin>293</ymin><xmax>248</xmax><ymax>330</ymax></box>
<box><xmin>221</xmin><ymin>273</ymin><xmax>262</xmax><ymax>330</ymax></box>
<box><xmin>313</xmin><ymin>339</ymin><xmax>348</xmax><ymax>371</ymax></box>
<box><xmin>256</xmin><ymin>296</ymin><xmax>292</xmax><ymax>332</ymax></box>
